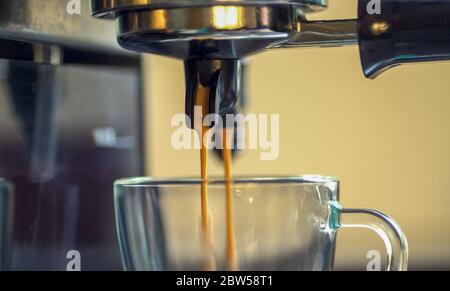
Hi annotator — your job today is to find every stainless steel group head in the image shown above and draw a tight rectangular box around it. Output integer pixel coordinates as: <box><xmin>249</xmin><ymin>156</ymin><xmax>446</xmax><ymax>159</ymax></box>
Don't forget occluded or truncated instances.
<box><xmin>90</xmin><ymin>0</ymin><xmax>331</xmax><ymax>132</ymax></box>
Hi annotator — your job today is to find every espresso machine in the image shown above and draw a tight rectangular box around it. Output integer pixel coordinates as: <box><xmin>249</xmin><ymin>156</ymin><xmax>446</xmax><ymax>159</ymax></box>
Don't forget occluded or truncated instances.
<box><xmin>0</xmin><ymin>0</ymin><xmax>449</xmax><ymax>271</ymax></box>
<box><xmin>91</xmin><ymin>0</ymin><xmax>450</xmax><ymax>129</ymax></box>
<box><xmin>0</xmin><ymin>0</ymin><xmax>144</xmax><ymax>270</ymax></box>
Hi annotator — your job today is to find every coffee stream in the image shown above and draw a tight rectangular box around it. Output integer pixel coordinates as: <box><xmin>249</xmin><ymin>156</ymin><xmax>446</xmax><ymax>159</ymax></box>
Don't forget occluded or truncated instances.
<box><xmin>223</xmin><ymin>128</ymin><xmax>237</xmax><ymax>271</ymax></box>
<box><xmin>195</xmin><ymin>83</ymin><xmax>237</xmax><ymax>271</ymax></box>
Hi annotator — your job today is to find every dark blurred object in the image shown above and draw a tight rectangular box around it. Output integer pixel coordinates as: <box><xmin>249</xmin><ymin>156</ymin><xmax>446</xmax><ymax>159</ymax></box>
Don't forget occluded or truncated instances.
<box><xmin>0</xmin><ymin>179</ymin><xmax>14</xmax><ymax>271</ymax></box>
<box><xmin>359</xmin><ymin>0</ymin><xmax>450</xmax><ymax>78</ymax></box>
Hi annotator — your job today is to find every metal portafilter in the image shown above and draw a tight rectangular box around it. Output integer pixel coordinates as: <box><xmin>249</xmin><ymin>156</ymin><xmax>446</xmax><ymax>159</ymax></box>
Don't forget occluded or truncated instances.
<box><xmin>90</xmin><ymin>0</ymin><xmax>326</xmax><ymax>158</ymax></box>
<box><xmin>90</xmin><ymin>1</ymin><xmax>322</xmax><ymax>120</ymax></box>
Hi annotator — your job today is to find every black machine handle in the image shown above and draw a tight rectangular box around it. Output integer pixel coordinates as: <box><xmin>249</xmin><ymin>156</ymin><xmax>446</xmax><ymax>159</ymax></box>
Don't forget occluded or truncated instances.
<box><xmin>358</xmin><ymin>0</ymin><xmax>450</xmax><ymax>78</ymax></box>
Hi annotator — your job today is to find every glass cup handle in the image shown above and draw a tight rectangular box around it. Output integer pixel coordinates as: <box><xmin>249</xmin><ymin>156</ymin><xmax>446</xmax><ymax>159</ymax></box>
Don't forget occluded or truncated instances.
<box><xmin>332</xmin><ymin>204</ymin><xmax>409</xmax><ymax>271</ymax></box>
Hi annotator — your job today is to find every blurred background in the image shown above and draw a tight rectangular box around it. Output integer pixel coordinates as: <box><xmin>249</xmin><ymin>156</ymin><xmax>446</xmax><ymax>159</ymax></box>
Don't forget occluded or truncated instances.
<box><xmin>143</xmin><ymin>0</ymin><xmax>450</xmax><ymax>270</ymax></box>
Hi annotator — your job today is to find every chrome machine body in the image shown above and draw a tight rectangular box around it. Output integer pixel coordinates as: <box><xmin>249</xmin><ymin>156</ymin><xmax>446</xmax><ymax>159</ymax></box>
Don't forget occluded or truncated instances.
<box><xmin>0</xmin><ymin>0</ymin><xmax>144</xmax><ymax>270</ymax></box>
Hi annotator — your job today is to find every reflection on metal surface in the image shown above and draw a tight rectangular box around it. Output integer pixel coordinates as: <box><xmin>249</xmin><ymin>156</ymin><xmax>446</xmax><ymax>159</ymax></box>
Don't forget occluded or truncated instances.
<box><xmin>370</xmin><ymin>21</ymin><xmax>390</xmax><ymax>36</ymax></box>
<box><xmin>116</xmin><ymin>5</ymin><xmax>284</xmax><ymax>35</ymax></box>
<box><xmin>29</xmin><ymin>65</ymin><xmax>58</xmax><ymax>182</ymax></box>
<box><xmin>32</xmin><ymin>44</ymin><xmax>63</xmax><ymax>66</ymax></box>
<box><xmin>212</xmin><ymin>6</ymin><xmax>243</xmax><ymax>30</ymax></box>
<box><xmin>91</xmin><ymin>0</ymin><xmax>328</xmax><ymax>18</ymax></box>
<box><xmin>115</xmin><ymin>5</ymin><xmax>304</xmax><ymax>59</ymax></box>
<box><xmin>277</xmin><ymin>19</ymin><xmax>358</xmax><ymax>48</ymax></box>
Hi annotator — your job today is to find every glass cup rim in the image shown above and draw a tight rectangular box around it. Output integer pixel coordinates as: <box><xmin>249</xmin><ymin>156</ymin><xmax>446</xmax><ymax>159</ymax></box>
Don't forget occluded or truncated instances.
<box><xmin>114</xmin><ymin>175</ymin><xmax>339</xmax><ymax>188</ymax></box>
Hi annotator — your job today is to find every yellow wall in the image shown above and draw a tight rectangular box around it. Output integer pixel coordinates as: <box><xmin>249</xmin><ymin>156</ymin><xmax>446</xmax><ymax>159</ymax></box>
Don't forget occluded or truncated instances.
<box><xmin>144</xmin><ymin>0</ymin><xmax>450</xmax><ymax>269</ymax></box>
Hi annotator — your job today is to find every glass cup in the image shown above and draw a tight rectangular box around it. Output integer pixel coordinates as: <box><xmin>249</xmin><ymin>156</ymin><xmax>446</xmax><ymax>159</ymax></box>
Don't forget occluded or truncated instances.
<box><xmin>114</xmin><ymin>176</ymin><xmax>408</xmax><ymax>271</ymax></box>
